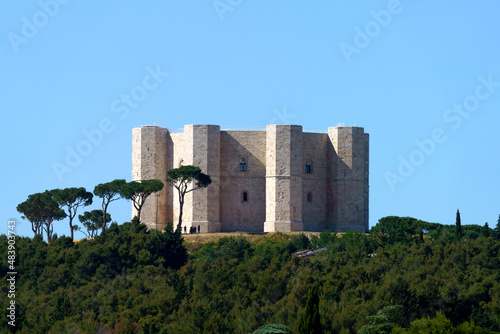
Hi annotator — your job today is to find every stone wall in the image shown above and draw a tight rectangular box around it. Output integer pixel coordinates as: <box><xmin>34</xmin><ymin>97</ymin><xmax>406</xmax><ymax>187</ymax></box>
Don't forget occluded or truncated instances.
<box><xmin>132</xmin><ymin>124</ymin><xmax>369</xmax><ymax>233</ymax></box>
<box><xmin>301</xmin><ymin>132</ymin><xmax>329</xmax><ymax>231</ymax></box>
<box><xmin>219</xmin><ymin>131</ymin><xmax>266</xmax><ymax>232</ymax></box>
<box><xmin>264</xmin><ymin>125</ymin><xmax>304</xmax><ymax>232</ymax></box>
<box><xmin>170</xmin><ymin>130</ymin><xmax>190</xmax><ymax>228</ymax></box>
<box><xmin>363</xmin><ymin>133</ymin><xmax>369</xmax><ymax>232</ymax></box>
<box><xmin>328</xmin><ymin>127</ymin><xmax>368</xmax><ymax>232</ymax></box>
<box><xmin>170</xmin><ymin>125</ymin><xmax>221</xmax><ymax>233</ymax></box>
<box><xmin>191</xmin><ymin>125</ymin><xmax>221</xmax><ymax>233</ymax></box>
<box><xmin>131</xmin><ymin>126</ymin><xmax>169</xmax><ymax>230</ymax></box>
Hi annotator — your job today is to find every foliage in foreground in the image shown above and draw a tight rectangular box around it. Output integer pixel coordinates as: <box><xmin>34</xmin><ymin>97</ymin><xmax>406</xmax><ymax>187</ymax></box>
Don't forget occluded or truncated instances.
<box><xmin>0</xmin><ymin>217</ymin><xmax>499</xmax><ymax>333</ymax></box>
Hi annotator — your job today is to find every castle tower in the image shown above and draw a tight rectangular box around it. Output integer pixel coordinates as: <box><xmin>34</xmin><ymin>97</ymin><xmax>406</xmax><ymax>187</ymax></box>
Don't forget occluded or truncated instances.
<box><xmin>264</xmin><ymin>125</ymin><xmax>304</xmax><ymax>232</ymax></box>
<box><xmin>177</xmin><ymin>124</ymin><xmax>221</xmax><ymax>233</ymax></box>
<box><xmin>131</xmin><ymin>126</ymin><xmax>170</xmax><ymax>230</ymax></box>
<box><xmin>328</xmin><ymin>126</ymin><xmax>369</xmax><ymax>232</ymax></box>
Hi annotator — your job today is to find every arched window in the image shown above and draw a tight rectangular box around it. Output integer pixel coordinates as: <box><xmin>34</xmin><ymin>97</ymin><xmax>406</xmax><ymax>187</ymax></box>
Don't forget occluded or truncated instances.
<box><xmin>305</xmin><ymin>161</ymin><xmax>312</xmax><ymax>174</ymax></box>
<box><xmin>307</xmin><ymin>192</ymin><xmax>313</xmax><ymax>203</ymax></box>
<box><xmin>239</xmin><ymin>158</ymin><xmax>248</xmax><ymax>172</ymax></box>
<box><xmin>242</xmin><ymin>191</ymin><xmax>248</xmax><ymax>202</ymax></box>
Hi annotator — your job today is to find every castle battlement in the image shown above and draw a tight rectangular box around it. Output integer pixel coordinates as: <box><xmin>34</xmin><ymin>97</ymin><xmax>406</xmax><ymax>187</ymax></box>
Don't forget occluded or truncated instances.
<box><xmin>132</xmin><ymin>124</ymin><xmax>369</xmax><ymax>233</ymax></box>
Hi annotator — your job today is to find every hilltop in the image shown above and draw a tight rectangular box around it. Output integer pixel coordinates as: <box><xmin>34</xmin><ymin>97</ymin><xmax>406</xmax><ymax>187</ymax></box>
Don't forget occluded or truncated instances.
<box><xmin>1</xmin><ymin>216</ymin><xmax>499</xmax><ymax>333</ymax></box>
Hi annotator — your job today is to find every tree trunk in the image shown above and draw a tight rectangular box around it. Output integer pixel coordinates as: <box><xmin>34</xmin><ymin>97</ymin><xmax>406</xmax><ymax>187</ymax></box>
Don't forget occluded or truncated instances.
<box><xmin>136</xmin><ymin>202</ymin><xmax>142</xmax><ymax>222</ymax></box>
<box><xmin>178</xmin><ymin>201</ymin><xmax>183</xmax><ymax>232</ymax></box>
<box><xmin>68</xmin><ymin>207</ymin><xmax>75</xmax><ymax>241</ymax></box>
<box><xmin>46</xmin><ymin>220</ymin><xmax>53</xmax><ymax>243</ymax></box>
<box><xmin>102</xmin><ymin>201</ymin><xmax>108</xmax><ymax>235</ymax></box>
<box><xmin>177</xmin><ymin>192</ymin><xmax>184</xmax><ymax>232</ymax></box>
<box><xmin>69</xmin><ymin>219</ymin><xmax>74</xmax><ymax>241</ymax></box>
<box><xmin>132</xmin><ymin>200</ymin><xmax>141</xmax><ymax>223</ymax></box>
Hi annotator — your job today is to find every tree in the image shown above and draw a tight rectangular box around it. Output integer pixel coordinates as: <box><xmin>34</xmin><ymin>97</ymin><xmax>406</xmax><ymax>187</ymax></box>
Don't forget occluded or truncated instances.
<box><xmin>494</xmin><ymin>214</ymin><xmax>500</xmax><ymax>239</ymax></box>
<box><xmin>358</xmin><ymin>305</ymin><xmax>404</xmax><ymax>334</ymax></box>
<box><xmin>482</xmin><ymin>223</ymin><xmax>490</xmax><ymax>237</ymax></box>
<box><xmin>456</xmin><ymin>209</ymin><xmax>462</xmax><ymax>239</ymax></box>
<box><xmin>152</xmin><ymin>222</ymin><xmax>188</xmax><ymax>269</ymax></box>
<box><xmin>52</xmin><ymin>187</ymin><xmax>93</xmax><ymax>240</ymax></box>
<box><xmin>49</xmin><ymin>293</ymin><xmax>71</xmax><ymax>325</ymax></box>
<box><xmin>252</xmin><ymin>324</ymin><xmax>292</xmax><ymax>334</ymax></box>
<box><xmin>93</xmin><ymin>179</ymin><xmax>126</xmax><ymax>234</ymax></box>
<box><xmin>389</xmin><ymin>277</ymin><xmax>417</xmax><ymax>325</ymax></box>
<box><xmin>120</xmin><ymin>179</ymin><xmax>164</xmax><ymax>222</ymax></box>
<box><xmin>370</xmin><ymin>216</ymin><xmax>442</xmax><ymax>243</ymax></box>
<box><xmin>297</xmin><ymin>285</ymin><xmax>322</xmax><ymax>334</ymax></box>
<box><xmin>166</xmin><ymin>165</ymin><xmax>211</xmax><ymax>230</ymax></box>
<box><xmin>399</xmin><ymin>312</ymin><xmax>454</xmax><ymax>333</ymax></box>
<box><xmin>17</xmin><ymin>193</ymin><xmax>46</xmax><ymax>236</ymax></box>
<box><xmin>16</xmin><ymin>191</ymin><xmax>66</xmax><ymax>242</ymax></box>
<box><xmin>76</xmin><ymin>210</ymin><xmax>111</xmax><ymax>238</ymax></box>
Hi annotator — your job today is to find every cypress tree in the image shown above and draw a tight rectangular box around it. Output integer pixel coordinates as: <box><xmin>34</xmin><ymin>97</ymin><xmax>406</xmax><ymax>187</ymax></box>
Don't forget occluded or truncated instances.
<box><xmin>482</xmin><ymin>222</ymin><xmax>490</xmax><ymax>237</ymax></box>
<box><xmin>494</xmin><ymin>214</ymin><xmax>500</xmax><ymax>239</ymax></box>
<box><xmin>298</xmin><ymin>285</ymin><xmax>322</xmax><ymax>334</ymax></box>
<box><xmin>456</xmin><ymin>209</ymin><xmax>462</xmax><ymax>239</ymax></box>
<box><xmin>49</xmin><ymin>294</ymin><xmax>71</xmax><ymax>324</ymax></box>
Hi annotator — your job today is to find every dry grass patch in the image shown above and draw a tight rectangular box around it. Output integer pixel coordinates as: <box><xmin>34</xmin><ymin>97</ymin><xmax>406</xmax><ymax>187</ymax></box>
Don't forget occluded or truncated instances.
<box><xmin>73</xmin><ymin>238</ymin><xmax>93</xmax><ymax>243</ymax></box>
<box><xmin>182</xmin><ymin>232</ymin><xmax>265</xmax><ymax>253</ymax></box>
<box><xmin>181</xmin><ymin>231</ymin><xmax>326</xmax><ymax>253</ymax></box>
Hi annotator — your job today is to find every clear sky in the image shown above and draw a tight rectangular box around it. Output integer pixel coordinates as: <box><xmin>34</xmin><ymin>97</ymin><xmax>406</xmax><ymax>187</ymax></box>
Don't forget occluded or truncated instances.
<box><xmin>2</xmin><ymin>0</ymin><xmax>499</xmax><ymax>239</ymax></box>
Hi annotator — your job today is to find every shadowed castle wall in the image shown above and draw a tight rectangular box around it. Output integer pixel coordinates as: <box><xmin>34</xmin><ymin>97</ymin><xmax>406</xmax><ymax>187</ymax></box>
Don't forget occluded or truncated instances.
<box><xmin>328</xmin><ymin>127</ymin><xmax>369</xmax><ymax>232</ymax></box>
<box><xmin>301</xmin><ymin>132</ymin><xmax>329</xmax><ymax>231</ymax></box>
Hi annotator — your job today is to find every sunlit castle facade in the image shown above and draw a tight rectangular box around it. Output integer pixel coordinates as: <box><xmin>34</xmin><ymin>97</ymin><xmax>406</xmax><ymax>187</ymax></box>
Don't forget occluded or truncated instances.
<box><xmin>132</xmin><ymin>124</ymin><xmax>369</xmax><ymax>233</ymax></box>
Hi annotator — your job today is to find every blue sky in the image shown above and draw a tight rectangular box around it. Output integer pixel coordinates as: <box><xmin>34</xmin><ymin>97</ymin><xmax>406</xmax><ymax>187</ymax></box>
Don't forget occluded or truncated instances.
<box><xmin>2</xmin><ymin>0</ymin><xmax>499</xmax><ymax>239</ymax></box>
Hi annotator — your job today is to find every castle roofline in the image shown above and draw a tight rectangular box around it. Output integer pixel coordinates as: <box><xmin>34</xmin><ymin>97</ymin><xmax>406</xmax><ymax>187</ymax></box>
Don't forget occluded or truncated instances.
<box><xmin>135</xmin><ymin>124</ymin><xmax>366</xmax><ymax>134</ymax></box>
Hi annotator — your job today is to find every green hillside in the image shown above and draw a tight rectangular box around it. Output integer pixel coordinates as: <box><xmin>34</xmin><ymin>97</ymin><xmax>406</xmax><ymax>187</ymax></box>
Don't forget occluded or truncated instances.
<box><xmin>1</xmin><ymin>217</ymin><xmax>499</xmax><ymax>333</ymax></box>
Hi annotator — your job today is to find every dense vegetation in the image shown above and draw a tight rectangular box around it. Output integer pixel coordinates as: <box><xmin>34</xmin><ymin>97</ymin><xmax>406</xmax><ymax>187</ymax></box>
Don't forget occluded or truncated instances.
<box><xmin>1</xmin><ymin>216</ymin><xmax>500</xmax><ymax>333</ymax></box>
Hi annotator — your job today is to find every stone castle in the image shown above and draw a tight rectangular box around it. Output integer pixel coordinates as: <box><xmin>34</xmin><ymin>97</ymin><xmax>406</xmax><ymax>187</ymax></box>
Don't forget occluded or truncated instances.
<box><xmin>132</xmin><ymin>124</ymin><xmax>369</xmax><ymax>233</ymax></box>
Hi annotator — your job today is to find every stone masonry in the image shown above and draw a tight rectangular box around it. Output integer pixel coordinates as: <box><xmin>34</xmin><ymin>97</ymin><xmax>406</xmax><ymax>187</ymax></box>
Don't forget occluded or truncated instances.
<box><xmin>132</xmin><ymin>124</ymin><xmax>369</xmax><ymax>233</ymax></box>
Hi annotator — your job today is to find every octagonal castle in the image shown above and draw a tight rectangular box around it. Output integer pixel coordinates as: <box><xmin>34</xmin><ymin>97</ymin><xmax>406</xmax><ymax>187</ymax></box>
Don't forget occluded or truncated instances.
<box><xmin>132</xmin><ymin>124</ymin><xmax>369</xmax><ymax>233</ymax></box>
